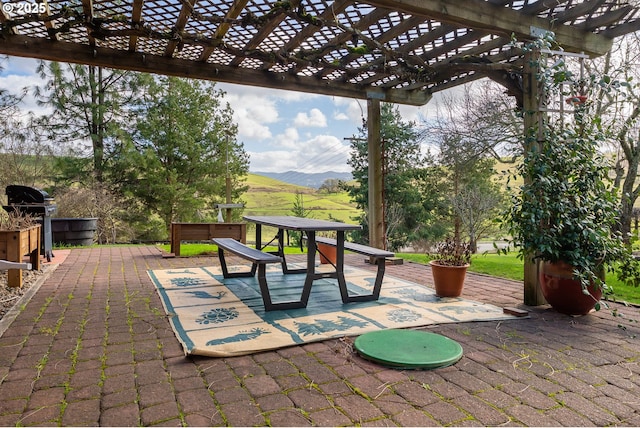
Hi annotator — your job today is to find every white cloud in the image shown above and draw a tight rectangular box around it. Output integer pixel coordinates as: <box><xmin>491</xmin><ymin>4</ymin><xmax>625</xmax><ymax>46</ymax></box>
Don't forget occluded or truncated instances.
<box><xmin>293</xmin><ymin>108</ymin><xmax>327</xmax><ymax>128</ymax></box>
<box><xmin>249</xmin><ymin>150</ymin><xmax>299</xmax><ymax>172</ymax></box>
<box><xmin>398</xmin><ymin>104</ymin><xmax>423</xmax><ymax>123</ymax></box>
<box><xmin>0</xmin><ymin>73</ymin><xmax>51</xmax><ymax>117</ymax></box>
<box><xmin>2</xmin><ymin>56</ymin><xmax>40</xmax><ymax>76</ymax></box>
<box><xmin>333</xmin><ymin>110</ymin><xmax>349</xmax><ymax>121</ymax></box>
<box><xmin>274</xmin><ymin>128</ymin><xmax>300</xmax><ymax>149</ymax></box>
<box><xmin>222</xmin><ymin>91</ymin><xmax>279</xmax><ymax>141</ymax></box>
<box><xmin>250</xmin><ymin>134</ymin><xmax>351</xmax><ymax>173</ymax></box>
<box><xmin>332</xmin><ymin>97</ymin><xmax>366</xmax><ymax>127</ymax></box>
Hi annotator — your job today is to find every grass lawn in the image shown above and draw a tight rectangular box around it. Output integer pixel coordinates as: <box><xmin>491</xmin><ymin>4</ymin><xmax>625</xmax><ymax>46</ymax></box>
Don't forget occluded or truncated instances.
<box><xmin>159</xmin><ymin>243</ymin><xmax>639</xmax><ymax>305</ymax></box>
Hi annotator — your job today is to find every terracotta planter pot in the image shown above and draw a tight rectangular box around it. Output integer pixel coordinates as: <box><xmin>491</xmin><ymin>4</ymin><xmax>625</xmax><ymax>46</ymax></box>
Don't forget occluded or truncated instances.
<box><xmin>317</xmin><ymin>242</ymin><xmax>337</xmax><ymax>264</ymax></box>
<box><xmin>539</xmin><ymin>260</ymin><xmax>603</xmax><ymax>315</ymax></box>
<box><xmin>429</xmin><ymin>261</ymin><xmax>469</xmax><ymax>297</ymax></box>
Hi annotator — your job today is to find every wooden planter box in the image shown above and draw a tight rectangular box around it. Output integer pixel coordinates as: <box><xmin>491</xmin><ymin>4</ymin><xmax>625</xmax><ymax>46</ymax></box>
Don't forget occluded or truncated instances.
<box><xmin>0</xmin><ymin>225</ymin><xmax>41</xmax><ymax>288</ymax></box>
<box><xmin>170</xmin><ymin>222</ymin><xmax>246</xmax><ymax>256</ymax></box>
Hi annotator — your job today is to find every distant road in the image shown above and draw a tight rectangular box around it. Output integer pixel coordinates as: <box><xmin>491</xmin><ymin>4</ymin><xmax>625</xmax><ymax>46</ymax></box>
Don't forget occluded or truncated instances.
<box><xmin>400</xmin><ymin>241</ymin><xmax>511</xmax><ymax>254</ymax></box>
<box><xmin>477</xmin><ymin>241</ymin><xmax>510</xmax><ymax>253</ymax></box>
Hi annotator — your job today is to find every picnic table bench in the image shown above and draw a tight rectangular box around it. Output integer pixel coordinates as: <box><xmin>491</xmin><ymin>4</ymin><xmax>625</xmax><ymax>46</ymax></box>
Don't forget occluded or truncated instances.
<box><xmin>314</xmin><ymin>237</ymin><xmax>394</xmax><ymax>302</ymax></box>
<box><xmin>211</xmin><ymin>238</ymin><xmax>284</xmax><ymax>310</ymax></box>
<box><xmin>214</xmin><ymin>218</ymin><xmax>395</xmax><ymax>311</ymax></box>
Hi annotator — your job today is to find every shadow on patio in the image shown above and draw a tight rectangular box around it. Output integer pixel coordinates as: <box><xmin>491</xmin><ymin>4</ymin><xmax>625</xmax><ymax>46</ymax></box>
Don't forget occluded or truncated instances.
<box><xmin>0</xmin><ymin>245</ymin><xmax>638</xmax><ymax>426</ymax></box>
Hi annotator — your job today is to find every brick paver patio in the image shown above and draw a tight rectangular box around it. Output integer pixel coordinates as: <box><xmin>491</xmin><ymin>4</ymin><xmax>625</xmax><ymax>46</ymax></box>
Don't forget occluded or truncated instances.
<box><xmin>0</xmin><ymin>246</ymin><xmax>638</xmax><ymax>426</ymax></box>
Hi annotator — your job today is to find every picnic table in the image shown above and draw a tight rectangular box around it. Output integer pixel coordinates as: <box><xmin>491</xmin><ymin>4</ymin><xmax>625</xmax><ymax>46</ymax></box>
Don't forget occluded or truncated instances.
<box><xmin>214</xmin><ymin>216</ymin><xmax>394</xmax><ymax>310</ymax></box>
<box><xmin>243</xmin><ymin>215</ymin><xmax>360</xmax><ymax>310</ymax></box>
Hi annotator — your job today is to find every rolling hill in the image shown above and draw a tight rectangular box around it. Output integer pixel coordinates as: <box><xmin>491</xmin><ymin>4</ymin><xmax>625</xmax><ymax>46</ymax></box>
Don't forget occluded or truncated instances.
<box><xmin>242</xmin><ymin>173</ymin><xmax>361</xmax><ymax>224</ymax></box>
<box><xmin>252</xmin><ymin>171</ymin><xmax>353</xmax><ymax>188</ymax></box>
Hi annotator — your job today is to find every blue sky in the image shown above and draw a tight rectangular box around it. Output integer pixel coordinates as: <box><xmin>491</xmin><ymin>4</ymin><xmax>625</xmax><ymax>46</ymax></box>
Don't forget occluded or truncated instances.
<box><xmin>1</xmin><ymin>55</ymin><xmax>432</xmax><ymax>174</ymax></box>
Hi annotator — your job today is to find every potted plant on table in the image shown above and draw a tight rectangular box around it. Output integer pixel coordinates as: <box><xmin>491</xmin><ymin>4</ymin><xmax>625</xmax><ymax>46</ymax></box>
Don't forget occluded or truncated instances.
<box><xmin>428</xmin><ymin>236</ymin><xmax>472</xmax><ymax>297</ymax></box>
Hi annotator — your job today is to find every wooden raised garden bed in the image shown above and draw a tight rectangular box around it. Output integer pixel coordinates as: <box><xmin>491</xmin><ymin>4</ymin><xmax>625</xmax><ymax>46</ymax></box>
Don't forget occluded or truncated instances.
<box><xmin>0</xmin><ymin>224</ymin><xmax>41</xmax><ymax>288</ymax></box>
<box><xmin>170</xmin><ymin>222</ymin><xmax>246</xmax><ymax>257</ymax></box>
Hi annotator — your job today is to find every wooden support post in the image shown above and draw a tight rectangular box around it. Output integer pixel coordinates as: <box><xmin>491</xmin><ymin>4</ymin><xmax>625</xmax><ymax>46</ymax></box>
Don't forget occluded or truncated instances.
<box><xmin>170</xmin><ymin>223</ymin><xmax>182</xmax><ymax>256</ymax></box>
<box><xmin>522</xmin><ymin>49</ymin><xmax>547</xmax><ymax>306</ymax></box>
<box><xmin>225</xmin><ymin>175</ymin><xmax>232</xmax><ymax>223</ymax></box>
<box><xmin>367</xmin><ymin>98</ymin><xmax>385</xmax><ymax>250</ymax></box>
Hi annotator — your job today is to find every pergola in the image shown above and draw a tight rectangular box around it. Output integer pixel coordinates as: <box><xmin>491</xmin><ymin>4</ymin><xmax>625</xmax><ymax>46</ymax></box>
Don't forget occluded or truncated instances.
<box><xmin>1</xmin><ymin>0</ymin><xmax>639</xmax><ymax>305</ymax></box>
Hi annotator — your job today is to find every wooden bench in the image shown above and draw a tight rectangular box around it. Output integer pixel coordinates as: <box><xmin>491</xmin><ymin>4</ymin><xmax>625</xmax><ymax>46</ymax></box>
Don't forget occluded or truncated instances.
<box><xmin>314</xmin><ymin>237</ymin><xmax>394</xmax><ymax>302</ymax></box>
<box><xmin>212</xmin><ymin>238</ymin><xmax>283</xmax><ymax>311</ymax></box>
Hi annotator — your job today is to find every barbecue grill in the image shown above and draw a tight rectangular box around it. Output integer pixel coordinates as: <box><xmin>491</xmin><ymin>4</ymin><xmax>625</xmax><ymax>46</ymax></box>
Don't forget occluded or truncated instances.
<box><xmin>3</xmin><ymin>185</ymin><xmax>57</xmax><ymax>261</ymax></box>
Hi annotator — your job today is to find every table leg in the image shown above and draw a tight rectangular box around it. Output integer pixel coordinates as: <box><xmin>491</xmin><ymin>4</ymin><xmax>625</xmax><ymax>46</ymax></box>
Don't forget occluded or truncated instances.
<box><xmin>255</xmin><ymin>224</ymin><xmax>262</xmax><ymax>250</ymax></box>
<box><xmin>334</xmin><ymin>231</ymin><xmax>351</xmax><ymax>303</ymax></box>
<box><xmin>277</xmin><ymin>228</ymin><xmax>287</xmax><ymax>272</ymax></box>
<box><xmin>300</xmin><ymin>231</ymin><xmax>316</xmax><ymax>305</ymax></box>
<box><xmin>279</xmin><ymin>227</ymin><xmax>306</xmax><ymax>274</ymax></box>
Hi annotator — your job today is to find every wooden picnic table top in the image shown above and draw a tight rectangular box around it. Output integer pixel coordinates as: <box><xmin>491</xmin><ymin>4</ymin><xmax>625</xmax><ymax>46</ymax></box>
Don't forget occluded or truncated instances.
<box><xmin>243</xmin><ymin>216</ymin><xmax>361</xmax><ymax>232</ymax></box>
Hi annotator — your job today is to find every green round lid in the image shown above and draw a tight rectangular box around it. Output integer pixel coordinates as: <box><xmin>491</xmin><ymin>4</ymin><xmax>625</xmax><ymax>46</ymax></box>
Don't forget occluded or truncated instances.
<box><xmin>354</xmin><ymin>329</ymin><xmax>463</xmax><ymax>369</ymax></box>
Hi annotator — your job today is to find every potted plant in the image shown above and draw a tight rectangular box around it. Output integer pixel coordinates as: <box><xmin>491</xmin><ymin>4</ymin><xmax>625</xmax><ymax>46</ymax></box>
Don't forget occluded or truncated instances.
<box><xmin>428</xmin><ymin>236</ymin><xmax>472</xmax><ymax>297</ymax></box>
<box><xmin>316</xmin><ymin>219</ymin><xmax>342</xmax><ymax>265</ymax></box>
<box><xmin>503</xmin><ymin>40</ymin><xmax>640</xmax><ymax>314</ymax></box>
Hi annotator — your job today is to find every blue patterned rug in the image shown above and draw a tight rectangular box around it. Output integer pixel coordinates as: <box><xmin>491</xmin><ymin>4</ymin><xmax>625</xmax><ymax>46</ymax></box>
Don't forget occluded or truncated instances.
<box><xmin>148</xmin><ymin>264</ymin><xmax>521</xmax><ymax>357</ymax></box>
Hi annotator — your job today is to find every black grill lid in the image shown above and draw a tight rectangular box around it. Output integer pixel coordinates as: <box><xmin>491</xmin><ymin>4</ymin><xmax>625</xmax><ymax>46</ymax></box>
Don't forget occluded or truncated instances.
<box><xmin>6</xmin><ymin>185</ymin><xmax>54</xmax><ymax>205</ymax></box>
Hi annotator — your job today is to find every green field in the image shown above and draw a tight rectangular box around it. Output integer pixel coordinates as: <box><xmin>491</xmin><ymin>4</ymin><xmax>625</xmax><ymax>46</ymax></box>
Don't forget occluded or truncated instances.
<box><xmin>243</xmin><ymin>174</ymin><xmax>361</xmax><ymax>224</ymax></box>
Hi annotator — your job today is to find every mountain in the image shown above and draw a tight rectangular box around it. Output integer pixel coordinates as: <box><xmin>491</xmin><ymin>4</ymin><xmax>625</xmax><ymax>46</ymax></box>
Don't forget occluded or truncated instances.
<box><xmin>252</xmin><ymin>171</ymin><xmax>353</xmax><ymax>188</ymax></box>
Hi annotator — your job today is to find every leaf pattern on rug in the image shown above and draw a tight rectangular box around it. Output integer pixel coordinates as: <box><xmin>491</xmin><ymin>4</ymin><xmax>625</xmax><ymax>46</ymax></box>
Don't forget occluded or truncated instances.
<box><xmin>206</xmin><ymin>328</ymin><xmax>270</xmax><ymax>345</ymax></box>
<box><xmin>196</xmin><ymin>307</ymin><xmax>239</xmax><ymax>324</ymax></box>
<box><xmin>171</xmin><ymin>277</ymin><xmax>207</xmax><ymax>287</ymax></box>
<box><xmin>186</xmin><ymin>290</ymin><xmax>226</xmax><ymax>300</ymax></box>
<box><xmin>295</xmin><ymin>316</ymin><xmax>369</xmax><ymax>336</ymax></box>
<box><xmin>387</xmin><ymin>308</ymin><xmax>421</xmax><ymax>322</ymax></box>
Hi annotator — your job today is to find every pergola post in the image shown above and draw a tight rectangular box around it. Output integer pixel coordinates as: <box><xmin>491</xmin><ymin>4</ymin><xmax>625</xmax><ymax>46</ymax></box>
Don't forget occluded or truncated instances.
<box><xmin>367</xmin><ymin>98</ymin><xmax>385</xmax><ymax>250</ymax></box>
<box><xmin>522</xmin><ymin>49</ymin><xmax>547</xmax><ymax>306</ymax></box>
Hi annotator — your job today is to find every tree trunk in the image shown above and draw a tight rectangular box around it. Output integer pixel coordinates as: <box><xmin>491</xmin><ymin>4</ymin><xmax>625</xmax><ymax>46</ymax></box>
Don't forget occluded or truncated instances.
<box><xmin>89</xmin><ymin>65</ymin><xmax>105</xmax><ymax>183</ymax></box>
<box><xmin>617</xmin><ymin>153</ymin><xmax>640</xmax><ymax>243</ymax></box>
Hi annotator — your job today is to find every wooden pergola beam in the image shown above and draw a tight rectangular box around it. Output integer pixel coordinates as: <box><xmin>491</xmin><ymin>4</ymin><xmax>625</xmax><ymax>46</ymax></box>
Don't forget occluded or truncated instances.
<box><xmin>0</xmin><ymin>34</ymin><xmax>432</xmax><ymax>105</ymax></box>
<box><xmin>199</xmin><ymin>0</ymin><xmax>249</xmax><ymax>62</ymax></box>
<box><xmin>128</xmin><ymin>0</ymin><xmax>144</xmax><ymax>51</ymax></box>
<box><xmin>228</xmin><ymin>0</ymin><xmax>302</xmax><ymax>68</ymax></box>
<box><xmin>164</xmin><ymin>0</ymin><xmax>198</xmax><ymax>57</ymax></box>
<box><xmin>365</xmin><ymin>0</ymin><xmax>617</xmax><ymax>57</ymax></box>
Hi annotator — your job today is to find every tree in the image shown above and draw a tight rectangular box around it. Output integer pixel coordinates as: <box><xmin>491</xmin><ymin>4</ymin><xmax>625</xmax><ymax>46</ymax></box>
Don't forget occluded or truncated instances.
<box><xmin>583</xmin><ymin>34</ymin><xmax>640</xmax><ymax>242</ymax></box>
<box><xmin>424</xmin><ymin>83</ymin><xmax>513</xmax><ymax>251</ymax></box>
<box><xmin>115</xmin><ymin>76</ymin><xmax>249</xmax><ymax>234</ymax></box>
<box><xmin>0</xmin><ymin>114</ymin><xmax>55</xmax><ymax>190</ymax></box>
<box><xmin>34</xmin><ymin>62</ymin><xmax>142</xmax><ymax>184</ymax></box>
<box><xmin>450</xmin><ymin>166</ymin><xmax>506</xmax><ymax>253</ymax></box>
<box><xmin>0</xmin><ymin>58</ymin><xmax>54</xmax><ymax>189</ymax></box>
<box><xmin>346</xmin><ymin>103</ymin><xmax>441</xmax><ymax>250</ymax></box>
<box><xmin>289</xmin><ymin>191</ymin><xmax>311</xmax><ymax>247</ymax></box>
<box><xmin>318</xmin><ymin>178</ymin><xmax>342</xmax><ymax>193</ymax></box>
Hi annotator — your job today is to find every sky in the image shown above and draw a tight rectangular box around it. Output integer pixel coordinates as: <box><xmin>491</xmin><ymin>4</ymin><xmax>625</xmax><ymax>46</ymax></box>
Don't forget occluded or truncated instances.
<box><xmin>0</xmin><ymin>55</ymin><xmax>434</xmax><ymax>174</ymax></box>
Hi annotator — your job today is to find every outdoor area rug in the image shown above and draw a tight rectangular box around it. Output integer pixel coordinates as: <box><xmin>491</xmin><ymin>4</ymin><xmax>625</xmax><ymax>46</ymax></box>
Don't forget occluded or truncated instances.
<box><xmin>148</xmin><ymin>264</ymin><xmax>522</xmax><ymax>357</ymax></box>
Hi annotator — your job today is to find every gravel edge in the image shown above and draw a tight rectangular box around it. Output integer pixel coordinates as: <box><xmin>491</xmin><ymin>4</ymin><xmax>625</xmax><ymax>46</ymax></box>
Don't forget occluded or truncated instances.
<box><xmin>0</xmin><ymin>264</ymin><xmax>59</xmax><ymax>337</ymax></box>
